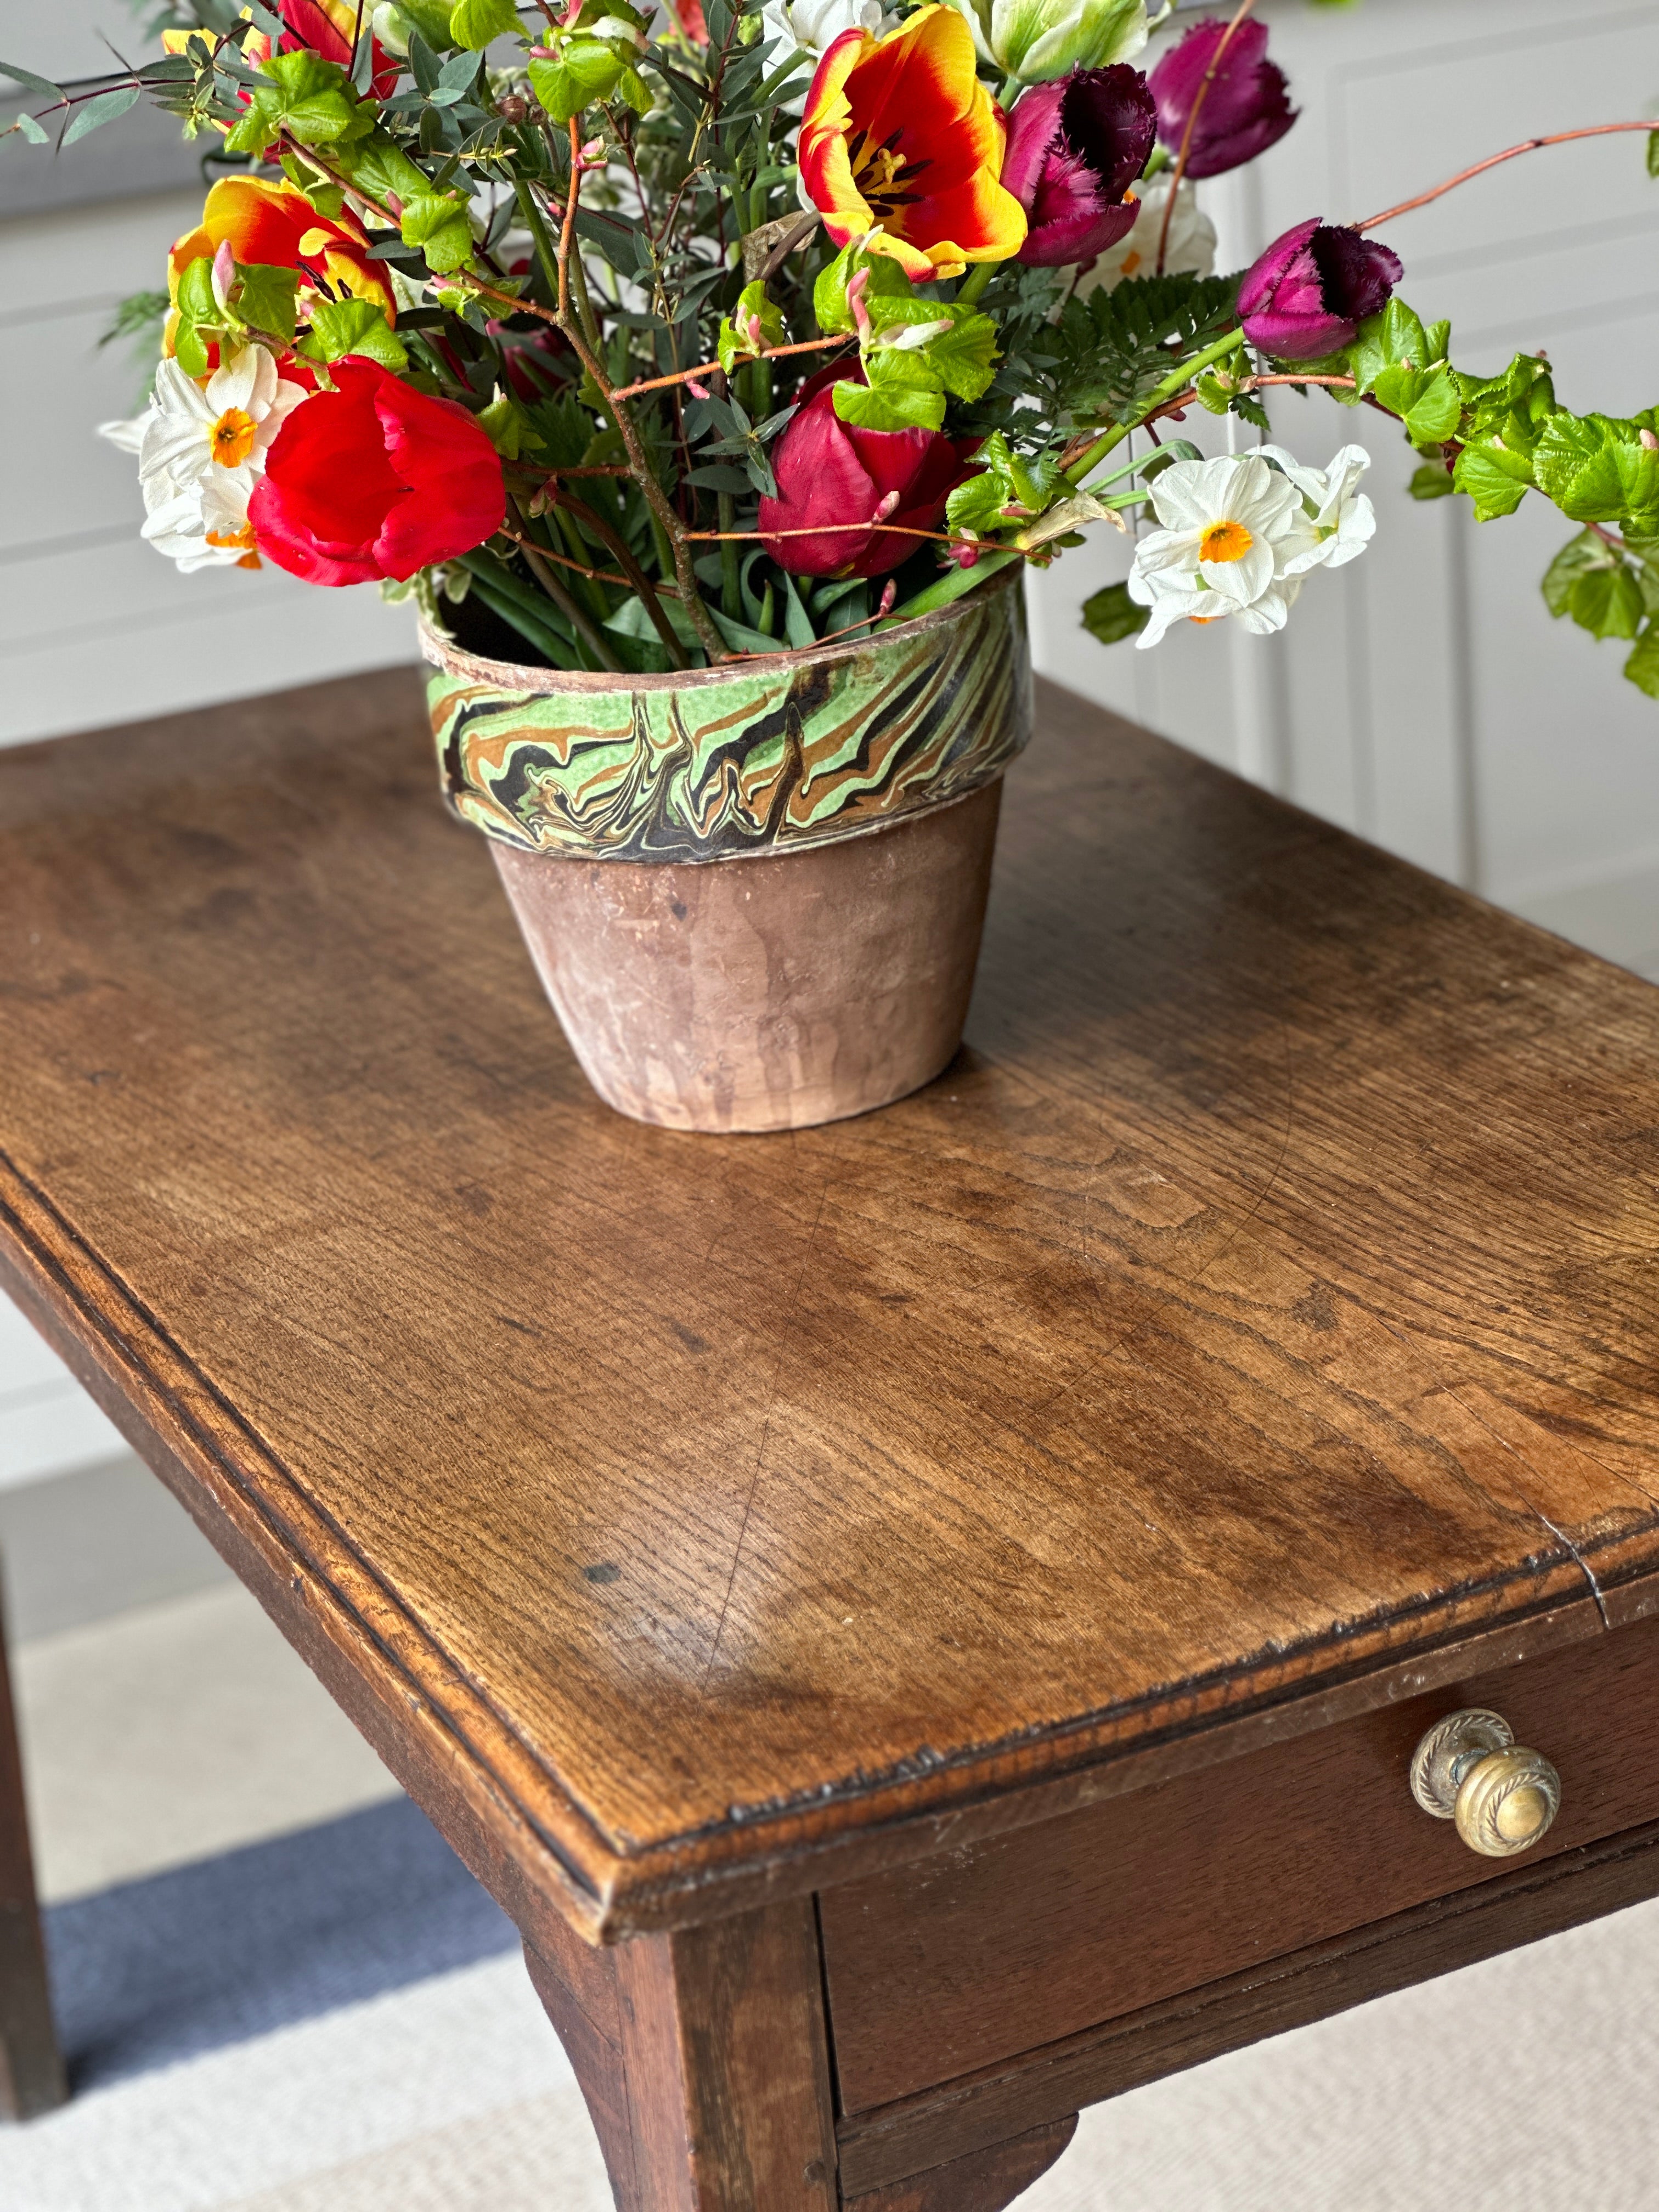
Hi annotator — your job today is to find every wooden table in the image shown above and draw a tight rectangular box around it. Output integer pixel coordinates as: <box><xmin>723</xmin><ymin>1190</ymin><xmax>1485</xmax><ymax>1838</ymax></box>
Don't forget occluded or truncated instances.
<box><xmin>4</xmin><ymin>668</ymin><xmax>1659</xmax><ymax>2201</ymax></box>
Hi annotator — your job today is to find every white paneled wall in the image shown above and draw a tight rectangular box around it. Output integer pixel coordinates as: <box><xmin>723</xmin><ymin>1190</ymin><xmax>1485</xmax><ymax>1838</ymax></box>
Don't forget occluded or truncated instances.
<box><xmin>5</xmin><ymin>0</ymin><xmax>1659</xmax><ymax>1486</ymax></box>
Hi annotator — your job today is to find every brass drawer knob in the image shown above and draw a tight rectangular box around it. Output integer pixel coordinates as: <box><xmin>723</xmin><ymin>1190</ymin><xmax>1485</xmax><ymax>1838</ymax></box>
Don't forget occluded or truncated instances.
<box><xmin>1409</xmin><ymin>1708</ymin><xmax>1561</xmax><ymax>1858</ymax></box>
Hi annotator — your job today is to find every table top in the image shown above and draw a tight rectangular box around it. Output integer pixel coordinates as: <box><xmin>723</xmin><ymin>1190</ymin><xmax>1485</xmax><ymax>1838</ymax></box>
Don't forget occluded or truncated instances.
<box><xmin>3</xmin><ymin>667</ymin><xmax>1658</xmax><ymax>1941</ymax></box>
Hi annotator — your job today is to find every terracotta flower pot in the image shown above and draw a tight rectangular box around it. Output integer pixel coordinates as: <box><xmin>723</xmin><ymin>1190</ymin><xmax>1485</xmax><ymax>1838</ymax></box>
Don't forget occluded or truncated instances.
<box><xmin>421</xmin><ymin>575</ymin><xmax>1031</xmax><ymax>1133</ymax></box>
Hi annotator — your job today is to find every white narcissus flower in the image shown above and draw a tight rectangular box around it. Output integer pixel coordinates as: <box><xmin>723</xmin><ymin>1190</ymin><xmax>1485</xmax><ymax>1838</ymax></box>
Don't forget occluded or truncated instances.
<box><xmin>1127</xmin><ymin>452</ymin><xmax>1319</xmax><ymax>646</ymax></box>
<box><xmin>1260</xmin><ymin>443</ymin><xmax>1376</xmax><ymax>572</ymax></box>
<box><xmin>1076</xmin><ymin>176</ymin><xmax>1216</xmax><ymax>294</ymax></box>
<box><xmin>99</xmin><ymin>346</ymin><xmax>308</xmax><ymax>575</ymax></box>
<box><xmin>761</xmin><ymin>0</ymin><xmax>894</xmax><ymax>109</ymax></box>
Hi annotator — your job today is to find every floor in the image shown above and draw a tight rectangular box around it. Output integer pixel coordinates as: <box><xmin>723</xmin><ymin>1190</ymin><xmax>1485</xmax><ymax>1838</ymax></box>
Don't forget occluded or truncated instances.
<box><xmin>2</xmin><ymin>1458</ymin><xmax>1658</xmax><ymax>2210</ymax></box>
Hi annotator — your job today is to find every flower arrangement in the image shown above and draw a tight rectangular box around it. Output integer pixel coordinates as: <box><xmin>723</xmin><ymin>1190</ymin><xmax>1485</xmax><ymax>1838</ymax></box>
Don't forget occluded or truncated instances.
<box><xmin>8</xmin><ymin>0</ymin><xmax>1659</xmax><ymax>695</ymax></box>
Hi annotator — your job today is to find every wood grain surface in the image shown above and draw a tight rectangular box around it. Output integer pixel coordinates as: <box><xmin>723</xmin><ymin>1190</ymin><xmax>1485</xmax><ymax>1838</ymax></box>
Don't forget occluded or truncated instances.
<box><xmin>3</xmin><ymin>668</ymin><xmax>1659</xmax><ymax>1938</ymax></box>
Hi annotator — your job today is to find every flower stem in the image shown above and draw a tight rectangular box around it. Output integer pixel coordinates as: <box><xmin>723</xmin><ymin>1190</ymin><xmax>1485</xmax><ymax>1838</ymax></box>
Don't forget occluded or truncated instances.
<box><xmin>718</xmin><ymin>493</ymin><xmax>742</xmax><ymax>618</ymax></box>
<box><xmin>506</xmin><ymin>497</ymin><xmax>621</xmax><ymax>672</ymax></box>
<box><xmin>1063</xmin><ymin>328</ymin><xmax>1245</xmax><ymax>487</ymax></box>
<box><xmin>1155</xmin><ymin>0</ymin><xmax>1259</xmax><ymax>275</ymax></box>
<box><xmin>955</xmin><ymin>262</ymin><xmax>996</xmax><ymax>308</ymax></box>
<box><xmin>876</xmin><ymin>547</ymin><xmax>1023</xmax><ymax>629</ymax></box>
<box><xmin>512</xmin><ymin>181</ymin><xmax>726</xmax><ymax>663</ymax></box>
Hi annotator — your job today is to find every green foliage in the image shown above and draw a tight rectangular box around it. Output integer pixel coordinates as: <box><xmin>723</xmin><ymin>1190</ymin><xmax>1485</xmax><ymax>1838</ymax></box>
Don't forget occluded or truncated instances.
<box><xmin>234</xmin><ymin>262</ymin><xmax>301</xmax><ymax>344</ymax></box>
<box><xmin>717</xmin><ymin>280</ymin><xmax>786</xmax><ymax>374</ymax></box>
<box><xmin>299</xmin><ymin>297</ymin><xmax>408</xmax><ymax>370</ymax></box>
<box><xmin>171</xmin><ymin>253</ymin><xmax>219</xmax><ymax>377</ymax></box>
<box><xmin>1080</xmin><ymin>580</ymin><xmax>1149</xmax><ymax>646</ymax></box>
<box><xmin>64</xmin><ymin>84</ymin><xmax>142</xmax><ymax>144</ymax></box>
<box><xmin>1407</xmin><ymin>461</ymin><xmax>1456</xmax><ymax>500</ymax></box>
<box><xmin>99</xmin><ymin>289</ymin><xmax>172</xmax><ymax>352</ymax></box>
<box><xmin>1542</xmin><ymin>531</ymin><xmax>1644</xmax><ymax>637</ymax></box>
<box><xmin>1348</xmin><ymin>299</ymin><xmax>1458</xmax><ymax>447</ymax></box>
<box><xmin>946</xmin><ymin>433</ymin><xmax>1063</xmax><ymax>537</ymax></box>
<box><xmin>1531</xmin><ymin>413</ymin><xmax>1659</xmax><ymax>528</ymax></box>
<box><xmin>1047</xmin><ymin>272</ymin><xmax>1240</xmax><ymax>426</ymax></box>
<box><xmin>449</xmin><ymin>0</ymin><xmax>518</xmax><ymax>47</ymax></box>
<box><xmin>476</xmin><ymin>391</ymin><xmax>545</xmax><ymax>456</ymax></box>
<box><xmin>1623</xmin><ymin>624</ymin><xmax>1659</xmax><ymax>697</ymax></box>
<box><xmin>812</xmin><ymin>242</ymin><xmax>912</xmax><ymax>336</ymax></box>
<box><xmin>400</xmin><ymin>190</ymin><xmax>475</xmax><ymax>272</ymax></box>
<box><xmin>833</xmin><ymin>353</ymin><xmax>946</xmax><ymax>433</ymax></box>
<box><xmin>223</xmin><ymin>49</ymin><xmax>375</xmax><ymax>154</ymax></box>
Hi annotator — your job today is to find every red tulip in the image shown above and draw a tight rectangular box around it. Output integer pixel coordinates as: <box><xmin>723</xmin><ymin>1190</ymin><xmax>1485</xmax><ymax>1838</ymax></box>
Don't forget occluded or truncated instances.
<box><xmin>758</xmin><ymin>367</ymin><xmax>980</xmax><ymax>578</ymax></box>
<box><xmin>249</xmin><ymin>358</ymin><xmax>505</xmax><ymax>586</ymax></box>
<box><xmin>1001</xmin><ymin>66</ymin><xmax>1156</xmax><ymax>268</ymax></box>
<box><xmin>1238</xmin><ymin>218</ymin><xmax>1402</xmax><ymax>360</ymax></box>
<box><xmin>1147</xmin><ymin>17</ymin><xmax>1294</xmax><ymax>180</ymax></box>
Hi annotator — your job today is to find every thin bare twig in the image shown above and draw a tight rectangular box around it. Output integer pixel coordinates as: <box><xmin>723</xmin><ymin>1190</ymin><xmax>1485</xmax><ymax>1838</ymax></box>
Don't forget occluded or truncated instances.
<box><xmin>1359</xmin><ymin>122</ymin><xmax>1659</xmax><ymax>229</ymax></box>
<box><xmin>610</xmin><ymin>335</ymin><xmax>849</xmax><ymax>402</ymax></box>
<box><xmin>1156</xmin><ymin>0</ymin><xmax>1259</xmax><ymax>276</ymax></box>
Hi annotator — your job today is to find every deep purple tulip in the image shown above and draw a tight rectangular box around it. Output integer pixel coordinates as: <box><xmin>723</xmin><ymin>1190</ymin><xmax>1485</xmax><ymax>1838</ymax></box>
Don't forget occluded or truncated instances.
<box><xmin>1001</xmin><ymin>66</ymin><xmax>1158</xmax><ymax>269</ymax></box>
<box><xmin>1238</xmin><ymin>218</ymin><xmax>1403</xmax><ymax>360</ymax></box>
<box><xmin>1148</xmin><ymin>16</ymin><xmax>1295</xmax><ymax>180</ymax></box>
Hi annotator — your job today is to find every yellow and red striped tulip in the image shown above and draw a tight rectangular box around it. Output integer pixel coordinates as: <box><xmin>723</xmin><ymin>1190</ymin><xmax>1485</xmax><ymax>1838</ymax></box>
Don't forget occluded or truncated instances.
<box><xmin>799</xmin><ymin>5</ymin><xmax>1026</xmax><ymax>282</ymax></box>
<box><xmin>166</xmin><ymin>178</ymin><xmax>397</xmax><ymax>358</ymax></box>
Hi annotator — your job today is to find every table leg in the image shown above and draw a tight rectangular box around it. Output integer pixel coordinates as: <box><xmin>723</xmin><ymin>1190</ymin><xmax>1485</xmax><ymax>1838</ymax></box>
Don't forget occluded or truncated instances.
<box><xmin>0</xmin><ymin>1566</ymin><xmax>66</xmax><ymax>2122</ymax></box>
<box><xmin>526</xmin><ymin>1901</ymin><xmax>1077</xmax><ymax>2211</ymax></box>
<box><xmin>528</xmin><ymin>1894</ymin><xmax>837</xmax><ymax>2211</ymax></box>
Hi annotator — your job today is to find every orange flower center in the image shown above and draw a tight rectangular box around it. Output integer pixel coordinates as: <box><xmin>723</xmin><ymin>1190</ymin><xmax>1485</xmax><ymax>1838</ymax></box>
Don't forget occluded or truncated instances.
<box><xmin>207</xmin><ymin>522</ymin><xmax>261</xmax><ymax>570</ymax></box>
<box><xmin>1199</xmin><ymin>520</ymin><xmax>1254</xmax><ymax>565</ymax></box>
<box><xmin>849</xmin><ymin>128</ymin><xmax>930</xmax><ymax>222</ymax></box>
<box><xmin>211</xmin><ymin>407</ymin><xmax>258</xmax><ymax>469</ymax></box>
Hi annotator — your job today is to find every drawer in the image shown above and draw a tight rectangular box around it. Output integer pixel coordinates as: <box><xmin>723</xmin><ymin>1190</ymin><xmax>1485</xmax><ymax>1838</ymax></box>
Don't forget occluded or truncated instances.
<box><xmin>819</xmin><ymin>1612</ymin><xmax>1659</xmax><ymax>2114</ymax></box>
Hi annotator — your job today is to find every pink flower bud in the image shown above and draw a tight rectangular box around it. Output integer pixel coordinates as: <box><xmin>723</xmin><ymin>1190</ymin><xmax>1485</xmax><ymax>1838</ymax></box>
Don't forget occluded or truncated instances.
<box><xmin>685</xmin><ymin>376</ymin><xmax>711</xmax><ymax>400</ymax></box>
<box><xmin>873</xmin><ymin>489</ymin><xmax>901</xmax><ymax>521</ymax></box>
<box><xmin>847</xmin><ymin>267</ymin><xmax>871</xmax><ymax>339</ymax></box>
<box><xmin>877</xmin><ymin>579</ymin><xmax>897</xmax><ymax>617</ymax></box>
<box><xmin>212</xmin><ymin>238</ymin><xmax>237</xmax><ymax>311</ymax></box>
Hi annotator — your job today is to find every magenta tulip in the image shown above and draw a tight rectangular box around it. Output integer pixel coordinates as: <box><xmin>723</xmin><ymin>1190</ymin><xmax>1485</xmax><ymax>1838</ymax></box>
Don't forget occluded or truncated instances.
<box><xmin>1148</xmin><ymin>16</ymin><xmax>1295</xmax><ymax>180</ymax></box>
<box><xmin>1238</xmin><ymin>218</ymin><xmax>1403</xmax><ymax>360</ymax></box>
<box><xmin>758</xmin><ymin>368</ymin><xmax>980</xmax><ymax>578</ymax></box>
<box><xmin>1001</xmin><ymin>66</ymin><xmax>1158</xmax><ymax>269</ymax></box>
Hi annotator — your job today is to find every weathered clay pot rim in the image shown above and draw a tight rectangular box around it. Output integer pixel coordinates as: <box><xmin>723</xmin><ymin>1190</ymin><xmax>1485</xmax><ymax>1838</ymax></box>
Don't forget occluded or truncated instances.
<box><xmin>419</xmin><ymin>567</ymin><xmax>1020</xmax><ymax>695</ymax></box>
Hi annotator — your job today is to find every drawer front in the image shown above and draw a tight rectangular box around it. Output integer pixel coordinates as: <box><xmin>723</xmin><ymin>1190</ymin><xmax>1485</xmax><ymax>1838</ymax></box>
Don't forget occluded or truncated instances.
<box><xmin>819</xmin><ymin>1613</ymin><xmax>1659</xmax><ymax>2113</ymax></box>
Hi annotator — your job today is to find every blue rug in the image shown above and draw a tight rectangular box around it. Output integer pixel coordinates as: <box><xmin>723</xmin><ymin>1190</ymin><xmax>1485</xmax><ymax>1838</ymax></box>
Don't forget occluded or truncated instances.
<box><xmin>44</xmin><ymin>1798</ymin><xmax>520</xmax><ymax>2090</ymax></box>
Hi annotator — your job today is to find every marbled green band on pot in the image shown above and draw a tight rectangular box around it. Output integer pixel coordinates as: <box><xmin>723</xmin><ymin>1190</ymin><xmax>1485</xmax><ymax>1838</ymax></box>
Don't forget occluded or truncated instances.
<box><xmin>423</xmin><ymin>575</ymin><xmax>1030</xmax><ymax>865</ymax></box>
